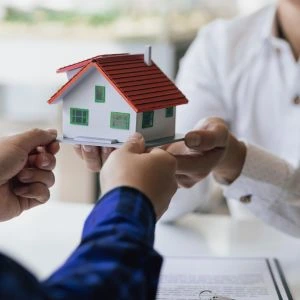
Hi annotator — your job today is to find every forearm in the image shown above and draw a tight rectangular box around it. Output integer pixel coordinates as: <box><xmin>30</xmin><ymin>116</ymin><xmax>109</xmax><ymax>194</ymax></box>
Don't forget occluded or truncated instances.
<box><xmin>0</xmin><ymin>187</ymin><xmax>162</xmax><ymax>299</ymax></box>
<box><xmin>42</xmin><ymin>187</ymin><xmax>162</xmax><ymax>299</ymax></box>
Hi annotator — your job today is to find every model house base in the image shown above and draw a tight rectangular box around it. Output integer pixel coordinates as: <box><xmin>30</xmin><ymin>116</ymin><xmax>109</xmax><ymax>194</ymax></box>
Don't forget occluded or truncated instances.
<box><xmin>58</xmin><ymin>134</ymin><xmax>185</xmax><ymax>148</ymax></box>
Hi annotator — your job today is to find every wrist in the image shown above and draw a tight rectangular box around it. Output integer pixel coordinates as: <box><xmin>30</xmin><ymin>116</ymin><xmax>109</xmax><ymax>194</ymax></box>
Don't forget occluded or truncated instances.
<box><xmin>213</xmin><ymin>135</ymin><xmax>246</xmax><ymax>184</ymax></box>
<box><xmin>83</xmin><ymin>186</ymin><xmax>157</xmax><ymax>245</ymax></box>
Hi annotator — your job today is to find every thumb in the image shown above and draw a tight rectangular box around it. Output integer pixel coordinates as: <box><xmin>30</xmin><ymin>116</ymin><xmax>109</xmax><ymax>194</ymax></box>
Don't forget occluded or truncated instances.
<box><xmin>10</xmin><ymin>129</ymin><xmax>58</xmax><ymax>153</ymax></box>
<box><xmin>185</xmin><ymin>119</ymin><xmax>229</xmax><ymax>151</ymax></box>
<box><xmin>121</xmin><ymin>133</ymin><xmax>145</xmax><ymax>154</ymax></box>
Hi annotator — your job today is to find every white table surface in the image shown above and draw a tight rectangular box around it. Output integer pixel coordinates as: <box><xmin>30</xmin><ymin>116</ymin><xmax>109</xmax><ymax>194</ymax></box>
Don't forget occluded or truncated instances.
<box><xmin>0</xmin><ymin>202</ymin><xmax>300</xmax><ymax>298</ymax></box>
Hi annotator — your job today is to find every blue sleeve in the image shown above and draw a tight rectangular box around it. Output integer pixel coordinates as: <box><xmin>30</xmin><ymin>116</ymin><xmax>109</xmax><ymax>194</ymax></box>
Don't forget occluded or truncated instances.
<box><xmin>0</xmin><ymin>187</ymin><xmax>163</xmax><ymax>300</ymax></box>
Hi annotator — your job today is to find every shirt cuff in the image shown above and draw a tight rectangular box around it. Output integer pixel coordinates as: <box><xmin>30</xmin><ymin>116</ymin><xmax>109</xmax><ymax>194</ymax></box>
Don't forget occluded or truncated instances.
<box><xmin>82</xmin><ymin>187</ymin><xmax>157</xmax><ymax>245</ymax></box>
<box><xmin>223</xmin><ymin>143</ymin><xmax>294</xmax><ymax>205</ymax></box>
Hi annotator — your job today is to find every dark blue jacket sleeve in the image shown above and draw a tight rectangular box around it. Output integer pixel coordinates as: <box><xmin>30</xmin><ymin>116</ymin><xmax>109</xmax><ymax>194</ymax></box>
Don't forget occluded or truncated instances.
<box><xmin>0</xmin><ymin>187</ymin><xmax>163</xmax><ymax>300</ymax></box>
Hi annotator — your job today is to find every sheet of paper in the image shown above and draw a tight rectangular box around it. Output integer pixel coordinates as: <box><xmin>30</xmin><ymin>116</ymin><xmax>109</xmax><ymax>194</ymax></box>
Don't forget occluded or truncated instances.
<box><xmin>157</xmin><ymin>257</ymin><xmax>291</xmax><ymax>300</ymax></box>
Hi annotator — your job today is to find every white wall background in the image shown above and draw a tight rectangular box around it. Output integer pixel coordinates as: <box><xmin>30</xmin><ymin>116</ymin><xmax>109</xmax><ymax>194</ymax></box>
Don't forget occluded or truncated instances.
<box><xmin>237</xmin><ymin>0</ymin><xmax>277</xmax><ymax>15</ymax></box>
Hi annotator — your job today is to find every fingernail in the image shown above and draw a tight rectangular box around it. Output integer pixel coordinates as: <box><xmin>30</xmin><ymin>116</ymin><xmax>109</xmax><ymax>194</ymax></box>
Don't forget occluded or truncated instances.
<box><xmin>129</xmin><ymin>132</ymin><xmax>143</xmax><ymax>140</ymax></box>
<box><xmin>41</xmin><ymin>157</ymin><xmax>50</xmax><ymax>167</ymax></box>
<box><xmin>186</xmin><ymin>133</ymin><xmax>201</xmax><ymax>147</ymax></box>
<box><xmin>19</xmin><ymin>170</ymin><xmax>33</xmax><ymax>180</ymax></box>
<box><xmin>14</xmin><ymin>186</ymin><xmax>29</xmax><ymax>195</ymax></box>
<box><xmin>83</xmin><ymin>145</ymin><xmax>93</xmax><ymax>152</ymax></box>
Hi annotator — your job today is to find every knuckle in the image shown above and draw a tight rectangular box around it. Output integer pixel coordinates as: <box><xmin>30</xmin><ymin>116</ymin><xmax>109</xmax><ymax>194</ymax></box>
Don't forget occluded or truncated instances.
<box><xmin>27</xmin><ymin>183</ymin><xmax>49</xmax><ymax>201</ymax></box>
<box><xmin>163</xmin><ymin>152</ymin><xmax>177</xmax><ymax>166</ymax></box>
<box><xmin>30</xmin><ymin>128</ymin><xmax>44</xmax><ymax>136</ymax></box>
<box><xmin>177</xmin><ymin>175</ymin><xmax>197</xmax><ymax>188</ymax></box>
<box><xmin>179</xmin><ymin>181</ymin><xmax>193</xmax><ymax>188</ymax></box>
<box><xmin>50</xmin><ymin>155</ymin><xmax>56</xmax><ymax>169</ymax></box>
<box><xmin>48</xmin><ymin>172</ymin><xmax>55</xmax><ymax>187</ymax></box>
<box><xmin>208</xmin><ymin>117</ymin><xmax>227</xmax><ymax>125</ymax></box>
<box><xmin>53</xmin><ymin>155</ymin><xmax>57</xmax><ymax>166</ymax></box>
<box><xmin>186</xmin><ymin>181</ymin><xmax>196</xmax><ymax>188</ymax></box>
<box><xmin>43</xmin><ymin>190</ymin><xmax>50</xmax><ymax>202</ymax></box>
<box><xmin>39</xmin><ymin>185</ymin><xmax>50</xmax><ymax>202</ymax></box>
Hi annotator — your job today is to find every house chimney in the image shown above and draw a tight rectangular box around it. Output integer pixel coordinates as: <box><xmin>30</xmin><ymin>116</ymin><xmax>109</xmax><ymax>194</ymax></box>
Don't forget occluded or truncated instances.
<box><xmin>144</xmin><ymin>45</ymin><xmax>152</xmax><ymax>66</ymax></box>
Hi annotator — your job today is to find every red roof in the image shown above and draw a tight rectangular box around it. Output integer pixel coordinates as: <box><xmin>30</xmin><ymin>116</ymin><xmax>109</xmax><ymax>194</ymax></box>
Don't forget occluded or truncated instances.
<box><xmin>48</xmin><ymin>53</ymin><xmax>188</xmax><ymax>113</ymax></box>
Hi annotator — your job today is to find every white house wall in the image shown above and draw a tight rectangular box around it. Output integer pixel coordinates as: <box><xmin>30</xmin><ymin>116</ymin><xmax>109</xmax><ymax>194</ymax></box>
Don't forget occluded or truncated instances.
<box><xmin>66</xmin><ymin>68</ymin><xmax>83</xmax><ymax>80</ymax></box>
<box><xmin>62</xmin><ymin>68</ymin><xmax>136</xmax><ymax>142</ymax></box>
<box><xmin>136</xmin><ymin>108</ymin><xmax>176</xmax><ymax>141</ymax></box>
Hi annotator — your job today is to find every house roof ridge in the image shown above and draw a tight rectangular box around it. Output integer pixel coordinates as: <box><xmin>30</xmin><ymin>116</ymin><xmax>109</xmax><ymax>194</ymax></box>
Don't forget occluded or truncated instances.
<box><xmin>57</xmin><ymin>53</ymin><xmax>132</xmax><ymax>73</ymax></box>
<box><xmin>94</xmin><ymin>54</ymin><xmax>144</xmax><ymax>65</ymax></box>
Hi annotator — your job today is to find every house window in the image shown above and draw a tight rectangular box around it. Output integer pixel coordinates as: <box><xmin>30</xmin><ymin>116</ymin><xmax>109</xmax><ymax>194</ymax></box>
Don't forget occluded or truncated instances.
<box><xmin>142</xmin><ymin>111</ymin><xmax>154</xmax><ymax>128</ymax></box>
<box><xmin>70</xmin><ymin>108</ymin><xmax>89</xmax><ymax>126</ymax></box>
<box><xmin>165</xmin><ymin>107</ymin><xmax>174</xmax><ymax>118</ymax></box>
<box><xmin>95</xmin><ymin>85</ymin><xmax>105</xmax><ymax>103</ymax></box>
<box><xmin>110</xmin><ymin>112</ymin><xmax>130</xmax><ymax>130</ymax></box>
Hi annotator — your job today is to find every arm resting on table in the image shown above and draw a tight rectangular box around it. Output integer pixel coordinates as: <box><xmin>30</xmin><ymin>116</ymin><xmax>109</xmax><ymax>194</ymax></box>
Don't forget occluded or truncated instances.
<box><xmin>0</xmin><ymin>187</ymin><xmax>162</xmax><ymax>300</ymax></box>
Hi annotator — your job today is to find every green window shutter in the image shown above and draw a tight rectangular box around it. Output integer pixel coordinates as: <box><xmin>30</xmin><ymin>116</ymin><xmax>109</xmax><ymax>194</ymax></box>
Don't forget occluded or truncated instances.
<box><xmin>70</xmin><ymin>108</ymin><xmax>89</xmax><ymax>126</ymax></box>
<box><xmin>165</xmin><ymin>107</ymin><xmax>174</xmax><ymax>118</ymax></box>
<box><xmin>95</xmin><ymin>86</ymin><xmax>106</xmax><ymax>103</ymax></box>
<box><xmin>142</xmin><ymin>111</ymin><xmax>154</xmax><ymax>128</ymax></box>
<box><xmin>110</xmin><ymin>112</ymin><xmax>130</xmax><ymax>130</ymax></box>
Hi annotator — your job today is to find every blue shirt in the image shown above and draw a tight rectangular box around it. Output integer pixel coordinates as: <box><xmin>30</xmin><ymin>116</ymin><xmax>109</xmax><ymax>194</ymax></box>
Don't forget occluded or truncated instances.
<box><xmin>0</xmin><ymin>187</ymin><xmax>163</xmax><ymax>299</ymax></box>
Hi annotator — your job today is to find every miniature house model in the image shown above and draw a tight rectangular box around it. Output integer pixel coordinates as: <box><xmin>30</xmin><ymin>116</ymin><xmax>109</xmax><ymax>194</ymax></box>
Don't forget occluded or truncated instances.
<box><xmin>48</xmin><ymin>46</ymin><xmax>188</xmax><ymax>145</ymax></box>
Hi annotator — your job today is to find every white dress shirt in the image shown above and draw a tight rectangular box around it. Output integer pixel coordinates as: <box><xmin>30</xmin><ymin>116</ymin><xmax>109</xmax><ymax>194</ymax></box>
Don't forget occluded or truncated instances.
<box><xmin>163</xmin><ymin>5</ymin><xmax>300</xmax><ymax>237</ymax></box>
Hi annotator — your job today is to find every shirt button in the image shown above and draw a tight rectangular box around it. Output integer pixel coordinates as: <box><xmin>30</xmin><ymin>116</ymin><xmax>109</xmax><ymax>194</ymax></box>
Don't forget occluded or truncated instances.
<box><xmin>240</xmin><ymin>195</ymin><xmax>252</xmax><ymax>204</ymax></box>
<box><xmin>293</xmin><ymin>95</ymin><xmax>300</xmax><ymax>105</ymax></box>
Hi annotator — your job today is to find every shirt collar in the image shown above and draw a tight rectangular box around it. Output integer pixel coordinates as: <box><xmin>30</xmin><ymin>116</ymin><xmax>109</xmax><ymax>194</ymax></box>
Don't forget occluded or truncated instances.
<box><xmin>261</xmin><ymin>5</ymin><xmax>278</xmax><ymax>42</ymax></box>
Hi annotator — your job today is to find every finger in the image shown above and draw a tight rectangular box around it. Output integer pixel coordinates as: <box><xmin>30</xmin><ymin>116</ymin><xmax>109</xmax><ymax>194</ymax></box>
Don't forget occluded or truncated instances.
<box><xmin>29</xmin><ymin>152</ymin><xmax>56</xmax><ymax>171</ymax></box>
<box><xmin>194</xmin><ymin>116</ymin><xmax>228</xmax><ymax>130</ymax></box>
<box><xmin>176</xmin><ymin>148</ymin><xmax>225</xmax><ymax>174</ymax></box>
<box><xmin>13</xmin><ymin>183</ymin><xmax>50</xmax><ymax>203</ymax></box>
<box><xmin>165</xmin><ymin>141</ymin><xmax>189</xmax><ymax>156</ymax></box>
<box><xmin>9</xmin><ymin>129</ymin><xmax>57</xmax><ymax>153</ymax></box>
<box><xmin>30</xmin><ymin>141</ymin><xmax>59</xmax><ymax>155</ymax></box>
<box><xmin>47</xmin><ymin>141</ymin><xmax>60</xmax><ymax>155</ymax></box>
<box><xmin>159</xmin><ymin>143</ymin><xmax>171</xmax><ymax>151</ymax></box>
<box><xmin>175</xmin><ymin>174</ymin><xmax>198</xmax><ymax>188</ymax></box>
<box><xmin>17</xmin><ymin>168</ymin><xmax>55</xmax><ymax>188</ymax></box>
<box><xmin>101</xmin><ymin>147</ymin><xmax>115</xmax><ymax>165</ymax></box>
<box><xmin>121</xmin><ymin>133</ymin><xmax>145</xmax><ymax>154</ymax></box>
<box><xmin>73</xmin><ymin>145</ymin><xmax>83</xmax><ymax>159</ymax></box>
<box><xmin>185</xmin><ymin>124</ymin><xmax>229</xmax><ymax>151</ymax></box>
<box><xmin>18</xmin><ymin>197</ymin><xmax>45</xmax><ymax>212</ymax></box>
<box><xmin>82</xmin><ymin>146</ymin><xmax>102</xmax><ymax>172</ymax></box>
<box><xmin>150</xmin><ymin>148</ymin><xmax>177</xmax><ymax>171</ymax></box>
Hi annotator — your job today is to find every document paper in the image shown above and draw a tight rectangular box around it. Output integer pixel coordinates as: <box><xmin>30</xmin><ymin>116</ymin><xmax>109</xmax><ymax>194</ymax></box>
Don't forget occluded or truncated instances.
<box><xmin>157</xmin><ymin>257</ymin><xmax>292</xmax><ymax>300</ymax></box>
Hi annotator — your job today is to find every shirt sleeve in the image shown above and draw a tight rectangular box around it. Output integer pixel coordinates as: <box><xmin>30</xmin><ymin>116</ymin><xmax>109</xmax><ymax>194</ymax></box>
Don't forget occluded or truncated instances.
<box><xmin>224</xmin><ymin>144</ymin><xmax>300</xmax><ymax>237</ymax></box>
<box><xmin>162</xmin><ymin>21</ymin><xmax>231</xmax><ymax>222</ymax></box>
<box><xmin>0</xmin><ymin>187</ymin><xmax>162</xmax><ymax>300</ymax></box>
<box><xmin>176</xmin><ymin>20</ymin><xmax>231</xmax><ymax>133</ymax></box>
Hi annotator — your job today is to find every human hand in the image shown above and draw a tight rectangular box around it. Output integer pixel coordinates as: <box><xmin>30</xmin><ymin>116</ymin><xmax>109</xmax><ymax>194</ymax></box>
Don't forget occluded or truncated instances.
<box><xmin>166</xmin><ymin>118</ymin><xmax>246</xmax><ymax>188</ymax></box>
<box><xmin>100</xmin><ymin>133</ymin><xmax>178</xmax><ymax>219</ymax></box>
<box><xmin>73</xmin><ymin>145</ymin><xmax>114</xmax><ymax>172</ymax></box>
<box><xmin>0</xmin><ymin>129</ymin><xmax>59</xmax><ymax>221</ymax></box>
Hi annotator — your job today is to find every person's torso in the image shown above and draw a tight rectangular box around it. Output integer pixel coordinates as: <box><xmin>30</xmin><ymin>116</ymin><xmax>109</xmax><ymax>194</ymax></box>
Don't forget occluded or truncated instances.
<box><xmin>217</xmin><ymin>6</ymin><xmax>300</xmax><ymax>166</ymax></box>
